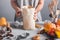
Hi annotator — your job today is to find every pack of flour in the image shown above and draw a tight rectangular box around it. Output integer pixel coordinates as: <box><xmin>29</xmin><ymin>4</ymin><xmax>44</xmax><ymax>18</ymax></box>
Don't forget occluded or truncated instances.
<box><xmin>22</xmin><ymin>6</ymin><xmax>35</xmax><ymax>30</ymax></box>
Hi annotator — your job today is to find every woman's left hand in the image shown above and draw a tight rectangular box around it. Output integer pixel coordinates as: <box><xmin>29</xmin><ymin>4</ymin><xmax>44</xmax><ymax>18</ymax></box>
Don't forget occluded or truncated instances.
<box><xmin>33</xmin><ymin>11</ymin><xmax>38</xmax><ymax>21</ymax></box>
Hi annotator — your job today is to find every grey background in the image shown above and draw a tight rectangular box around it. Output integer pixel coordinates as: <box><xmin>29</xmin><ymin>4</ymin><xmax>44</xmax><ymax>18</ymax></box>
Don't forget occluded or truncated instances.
<box><xmin>0</xmin><ymin>0</ymin><xmax>60</xmax><ymax>22</ymax></box>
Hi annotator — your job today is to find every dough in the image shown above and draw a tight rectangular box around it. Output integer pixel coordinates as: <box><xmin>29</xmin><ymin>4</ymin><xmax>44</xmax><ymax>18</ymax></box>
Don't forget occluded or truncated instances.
<box><xmin>22</xmin><ymin>6</ymin><xmax>35</xmax><ymax>30</ymax></box>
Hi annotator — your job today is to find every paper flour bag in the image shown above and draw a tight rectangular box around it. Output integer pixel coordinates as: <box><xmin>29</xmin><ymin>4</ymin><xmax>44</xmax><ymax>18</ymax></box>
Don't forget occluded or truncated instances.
<box><xmin>22</xmin><ymin>6</ymin><xmax>35</xmax><ymax>30</ymax></box>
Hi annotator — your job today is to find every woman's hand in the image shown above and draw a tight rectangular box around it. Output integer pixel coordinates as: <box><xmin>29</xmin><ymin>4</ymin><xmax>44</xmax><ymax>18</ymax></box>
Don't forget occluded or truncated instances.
<box><xmin>16</xmin><ymin>8</ymin><xmax>22</xmax><ymax>17</ymax></box>
<box><xmin>33</xmin><ymin>11</ymin><xmax>38</xmax><ymax>21</ymax></box>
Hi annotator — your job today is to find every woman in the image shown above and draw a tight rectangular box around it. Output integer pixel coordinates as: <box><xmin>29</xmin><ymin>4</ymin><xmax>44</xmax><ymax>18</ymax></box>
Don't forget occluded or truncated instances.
<box><xmin>48</xmin><ymin>0</ymin><xmax>59</xmax><ymax>22</ymax></box>
<box><xmin>11</xmin><ymin>0</ymin><xmax>44</xmax><ymax>23</ymax></box>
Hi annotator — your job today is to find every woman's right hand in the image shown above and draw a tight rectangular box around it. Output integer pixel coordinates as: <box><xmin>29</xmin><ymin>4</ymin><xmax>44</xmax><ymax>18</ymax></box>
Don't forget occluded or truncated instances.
<box><xmin>15</xmin><ymin>8</ymin><xmax>22</xmax><ymax>17</ymax></box>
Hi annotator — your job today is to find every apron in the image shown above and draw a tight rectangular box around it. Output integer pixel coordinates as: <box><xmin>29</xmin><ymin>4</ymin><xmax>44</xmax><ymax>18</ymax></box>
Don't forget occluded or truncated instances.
<box><xmin>14</xmin><ymin>0</ymin><xmax>42</xmax><ymax>22</ymax></box>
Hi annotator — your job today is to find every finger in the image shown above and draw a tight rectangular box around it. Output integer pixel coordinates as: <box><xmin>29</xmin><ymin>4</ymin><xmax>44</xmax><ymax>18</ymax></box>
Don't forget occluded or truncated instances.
<box><xmin>34</xmin><ymin>13</ymin><xmax>37</xmax><ymax>17</ymax></box>
<box><xmin>16</xmin><ymin>13</ymin><xmax>20</xmax><ymax>17</ymax></box>
<box><xmin>17</xmin><ymin>11</ymin><xmax>22</xmax><ymax>14</ymax></box>
<box><xmin>17</xmin><ymin>11</ymin><xmax>22</xmax><ymax>15</ymax></box>
<box><xmin>33</xmin><ymin>16</ymin><xmax>37</xmax><ymax>21</ymax></box>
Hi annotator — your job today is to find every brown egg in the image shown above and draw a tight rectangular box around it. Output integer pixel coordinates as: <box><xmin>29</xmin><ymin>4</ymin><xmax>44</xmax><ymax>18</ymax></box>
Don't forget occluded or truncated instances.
<box><xmin>32</xmin><ymin>35</ymin><xmax>40</xmax><ymax>40</ymax></box>
<box><xmin>35</xmin><ymin>24</ymin><xmax>41</xmax><ymax>28</ymax></box>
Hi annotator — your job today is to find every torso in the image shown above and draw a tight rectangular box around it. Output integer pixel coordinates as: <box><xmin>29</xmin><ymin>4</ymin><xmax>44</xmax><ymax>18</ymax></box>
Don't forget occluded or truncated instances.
<box><xmin>15</xmin><ymin>0</ymin><xmax>42</xmax><ymax>22</ymax></box>
<box><xmin>17</xmin><ymin>0</ymin><xmax>39</xmax><ymax>8</ymax></box>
